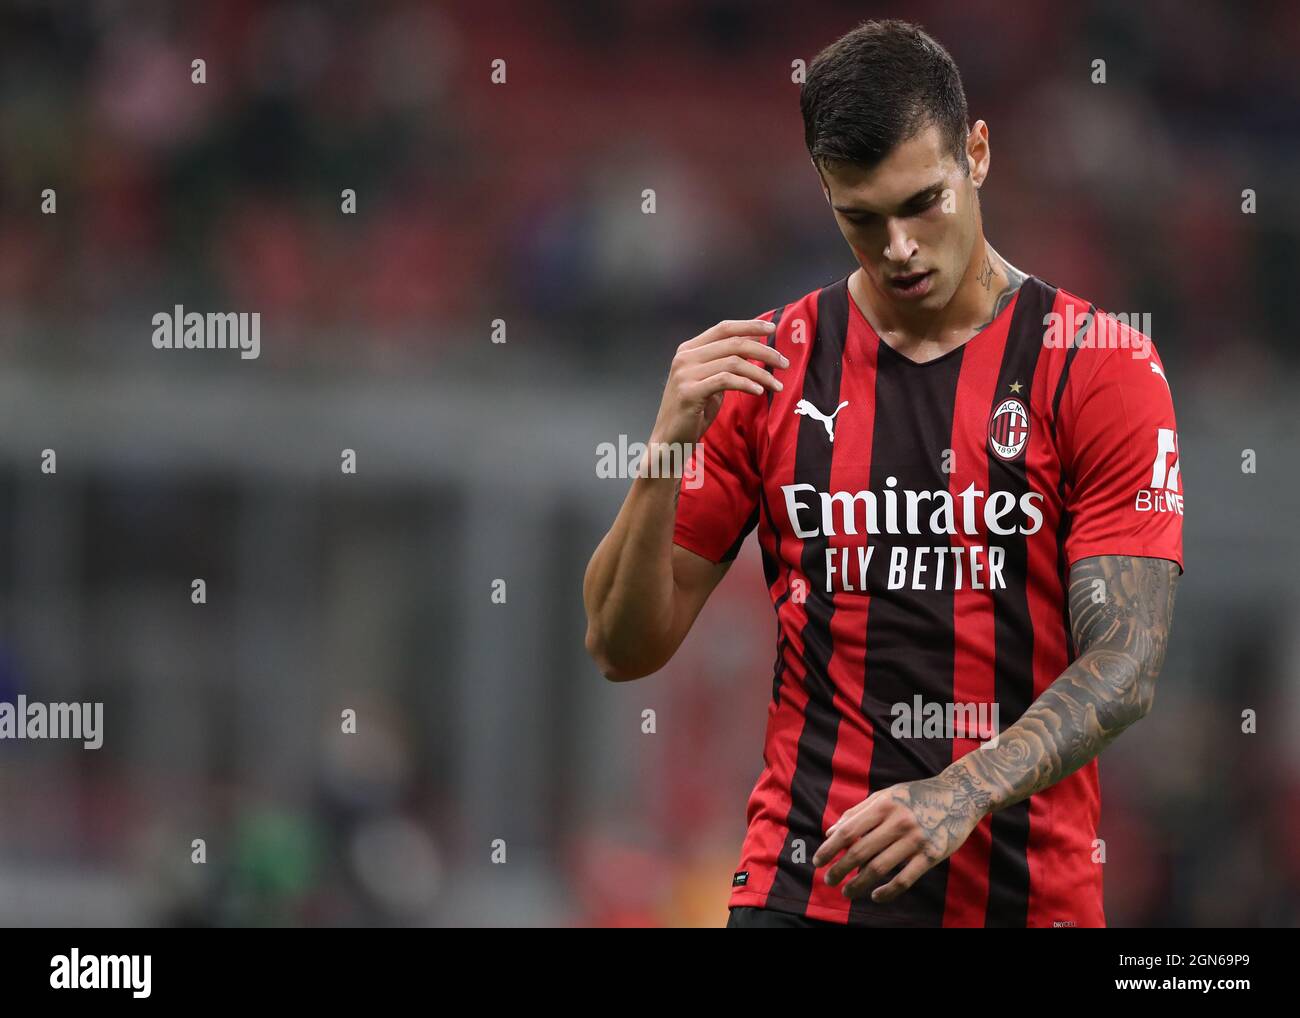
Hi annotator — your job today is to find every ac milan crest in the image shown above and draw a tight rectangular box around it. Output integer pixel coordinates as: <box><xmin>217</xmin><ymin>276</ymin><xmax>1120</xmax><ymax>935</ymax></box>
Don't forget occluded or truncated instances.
<box><xmin>988</xmin><ymin>397</ymin><xmax>1030</xmax><ymax>461</ymax></box>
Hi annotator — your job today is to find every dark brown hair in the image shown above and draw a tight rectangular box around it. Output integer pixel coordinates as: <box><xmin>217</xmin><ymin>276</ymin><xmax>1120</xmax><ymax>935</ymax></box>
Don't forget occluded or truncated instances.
<box><xmin>801</xmin><ymin>20</ymin><xmax>970</xmax><ymax>174</ymax></box>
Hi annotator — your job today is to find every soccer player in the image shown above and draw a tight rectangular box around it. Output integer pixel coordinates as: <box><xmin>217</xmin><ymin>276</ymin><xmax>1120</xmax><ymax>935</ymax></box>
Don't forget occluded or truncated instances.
<box><xmin>582</xmin><ymin>19</ymin><xmax>1183</xmax><ymax>928</ymax></box>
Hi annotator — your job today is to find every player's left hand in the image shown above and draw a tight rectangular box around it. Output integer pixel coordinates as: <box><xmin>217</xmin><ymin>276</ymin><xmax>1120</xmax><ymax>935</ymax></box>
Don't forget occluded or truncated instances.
<box><xmin>812</xmin><ymin>776</ymin><xmax>987</xmax><ymax>904</ymax></box>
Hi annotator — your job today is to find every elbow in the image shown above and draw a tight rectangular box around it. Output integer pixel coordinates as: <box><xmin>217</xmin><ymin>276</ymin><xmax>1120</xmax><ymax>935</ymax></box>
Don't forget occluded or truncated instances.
<box><xmin>1135</xmin><ymin>670</ymin><xmax>1159</xmax><ymax>719</ymax></box>
<box><xmin>584</xmin><ymin>622</ymin><xmax>662</xmax><ymax>682</ymax></box>
<box><xmin>599</xmin><ymin>663</ymin><xmax>648</xmax><ymax>683</ymax></box>
<box><xmin>1133</xmin><ymin>643</ymin><xmax>1168</xmax><ymax>719</ymax></box>
<box><xmin>584</xmin><ymin>623</ymin><xmax>640</xmax><ymax>682</ymax></box>
<box><xmin>1115</xmin><ymin>669</ymin><xmax>1159</xmax><ymax>729</ymax></box>
<box><xmin>1079</xmin><ymin>638</ymin><xmax>1164</xmax><ymax>725</ymax></box>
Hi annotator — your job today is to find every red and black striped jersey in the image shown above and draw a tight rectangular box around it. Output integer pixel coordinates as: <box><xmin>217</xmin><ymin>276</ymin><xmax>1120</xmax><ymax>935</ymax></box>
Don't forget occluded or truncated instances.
<box><xmin>673</xmin><ymin>273</ymin><xmax>1184</xmax><ymax>927</ymax></box>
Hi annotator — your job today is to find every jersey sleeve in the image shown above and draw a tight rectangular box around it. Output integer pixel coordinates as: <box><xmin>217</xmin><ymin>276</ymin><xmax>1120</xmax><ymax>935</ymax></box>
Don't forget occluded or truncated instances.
<box><xmin>672</xmin><ymin>383</ymin><xmax>763</xmax><ymax>565</ymax></box>
<box><xmin>1058</xmin><ymin>323</ymin><xmax>1185</xmax><ymax>573</ymax></box>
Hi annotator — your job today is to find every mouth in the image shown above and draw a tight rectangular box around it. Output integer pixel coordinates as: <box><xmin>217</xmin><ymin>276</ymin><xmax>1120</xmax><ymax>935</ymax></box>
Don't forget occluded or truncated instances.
<box><xmin>887</xmin><ymin>269</ymin><xmax>934</xmax><ymax>299</ymax></box>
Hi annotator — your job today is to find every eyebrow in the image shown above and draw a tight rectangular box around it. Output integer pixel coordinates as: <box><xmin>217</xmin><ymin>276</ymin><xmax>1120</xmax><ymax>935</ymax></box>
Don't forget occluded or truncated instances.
<box><xmin>833</xmin><ymin>182</ymin><xmax>945</xmax><ymax>216</ymax></box>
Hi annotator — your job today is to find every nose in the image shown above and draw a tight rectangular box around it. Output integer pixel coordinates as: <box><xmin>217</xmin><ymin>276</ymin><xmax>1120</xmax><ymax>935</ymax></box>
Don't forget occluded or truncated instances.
<box><xmin>883</xmin><ymin>218</ymin><xmax>917</xmax><ymax>264</ymax></box>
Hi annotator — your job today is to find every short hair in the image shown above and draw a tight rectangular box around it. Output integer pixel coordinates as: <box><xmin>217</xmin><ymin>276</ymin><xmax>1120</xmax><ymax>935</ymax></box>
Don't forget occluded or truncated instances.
<box><xmin>800</xmin><ymin>19</ymin><xmax>970</xmax><ymax>175</ymax></box>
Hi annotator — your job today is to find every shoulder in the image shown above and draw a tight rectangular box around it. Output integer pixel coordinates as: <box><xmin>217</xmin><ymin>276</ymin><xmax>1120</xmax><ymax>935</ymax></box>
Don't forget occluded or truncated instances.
<box><xmin>1030</xmin><ymin>285</ymin><xmax>1179</xmax><ymax>485</ymax></box>
<box><xmin>1030</xmin><ymin>279</ymin><xmax>1172</xmax><ymax>404</ymax></box>
<box><xmin>760</xmin><ymin>273</ymin><xmax>850</xmax><ymax>332</ymax></box>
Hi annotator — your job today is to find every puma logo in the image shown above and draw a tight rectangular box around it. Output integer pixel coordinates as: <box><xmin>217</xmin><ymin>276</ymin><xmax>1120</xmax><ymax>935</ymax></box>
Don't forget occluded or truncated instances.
<box><xmin>794</xmin><ymin>399</ymin><xmax>849</xmax><ymax>442</ymax></box>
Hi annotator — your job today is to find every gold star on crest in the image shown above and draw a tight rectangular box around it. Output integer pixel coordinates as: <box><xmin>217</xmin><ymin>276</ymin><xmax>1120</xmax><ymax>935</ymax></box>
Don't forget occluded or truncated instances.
<box><xmin>1009</xmin><ymin>380</ymin><xmax>1023</xmax><ymax>393</ymax></box>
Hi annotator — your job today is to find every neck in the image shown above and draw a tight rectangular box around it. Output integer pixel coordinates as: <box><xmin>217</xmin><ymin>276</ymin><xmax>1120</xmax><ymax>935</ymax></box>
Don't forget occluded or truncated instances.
<box><xmin>852</xmin><ymin>236</ymin><xmax>1027</xmax><ymax>354</ymax></box>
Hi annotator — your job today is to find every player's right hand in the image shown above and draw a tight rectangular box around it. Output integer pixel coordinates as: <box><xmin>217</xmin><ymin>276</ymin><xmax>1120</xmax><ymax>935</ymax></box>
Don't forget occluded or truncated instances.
<box><xmin>649</xmin><ymin>319</ymin><xmax>787</xmax><ymax>448</ymax></box>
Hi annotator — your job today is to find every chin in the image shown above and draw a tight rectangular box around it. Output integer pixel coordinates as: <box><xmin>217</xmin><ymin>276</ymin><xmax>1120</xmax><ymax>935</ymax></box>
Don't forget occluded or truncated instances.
<box><xmin>924</xmin><ymin>277</ymin><xmax>955</xmax><ymax>306</ymax></box>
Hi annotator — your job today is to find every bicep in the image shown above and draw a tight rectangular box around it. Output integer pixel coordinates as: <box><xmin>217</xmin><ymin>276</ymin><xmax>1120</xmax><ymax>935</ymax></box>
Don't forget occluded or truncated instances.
<box><xmin>1067</xmin><ymin>555</ymin><xmax>1179</xmax><ymax>676</ymax></box>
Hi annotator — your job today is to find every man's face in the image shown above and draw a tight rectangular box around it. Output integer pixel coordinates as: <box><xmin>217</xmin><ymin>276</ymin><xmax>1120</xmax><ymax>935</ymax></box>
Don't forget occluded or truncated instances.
<box><xmin>818</xmin><ymin>122</ymin><xmax>983</xmax><ymax>313</ymax></box>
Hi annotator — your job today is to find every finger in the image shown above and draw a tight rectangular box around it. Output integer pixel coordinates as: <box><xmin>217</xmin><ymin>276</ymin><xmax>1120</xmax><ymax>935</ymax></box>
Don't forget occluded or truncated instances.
<box><xmin>827</xmin><ymin>787</ymin><xmax>888</xmax><ymax>836</ymax></box>
<box><xmin>688</xmin><ymin>355</ymin><xmax>784</xmax><ymax>396</ymax></box>
<box><xmin>824</xmin><ymin>818</ymin><xmax>904</xmax><ymax>885</ymax></box>
<box><xmin>825</xmin><ymin>801</ymin><xmax>865</xmax><ymax>839</ymax></box>
<box><xmin>680</xmin><ymin>319</ymin><xmax>777</xmax><ymax>351</ymax></box>
<box><xmin>683</xmin><ymin>371</ymin><xmax>766</xmax><ymax>399</ymax></box>
<box><xmin>815</xmin><ymin>793</ymin><xmax>889</xmax><ymax>866</ymax></box>
<box><xmin>696</xmin><ymin>335</ymin><xmax>785</xmax><ymax>369</ymax></box>
<box><xmin>690</xmin><ymin>355</ymin><xmax>782</xmax><ymax>393</ymax></box>
<box><xmin>681</xmin><ymin>340</ymin><xmax>780</xmax><ymax>379</ymax></box>
<box><xmin>823</xmin><ymin>815</ymin><xmax>909</xmax><ymax>885</ymax></box>
<box><xmin>814</xmin><ymin>805</ymin><xmax>888</xmax><ymax>873</ymax></box>
<box><xmin>812</xmin><ymin>820</ymin><xmax>856</xmax><ymax>869</ymax></box>
<box><xmin>839</xmin><ymin>837</ymin><xmax>916</xmax><ymax>900</ymax></box>
<box><xmin>869</xmin><ymin>854</ymin><xmax>934</xmax><ymax>905</ymax></box>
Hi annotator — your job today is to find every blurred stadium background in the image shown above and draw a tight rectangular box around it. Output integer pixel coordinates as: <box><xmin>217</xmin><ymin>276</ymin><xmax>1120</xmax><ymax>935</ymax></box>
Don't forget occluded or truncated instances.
<box><xmin>0</xmin><ymin>0</ymin><xmax>1297</xmax><ymax>926</ymax></box>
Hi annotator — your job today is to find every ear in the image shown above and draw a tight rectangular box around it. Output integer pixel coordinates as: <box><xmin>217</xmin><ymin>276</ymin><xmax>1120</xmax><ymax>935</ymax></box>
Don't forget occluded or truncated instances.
<box><xmin>966</xmin><ymin>120</ymin><xmax>991</xmax><ymax>188</ymax></box>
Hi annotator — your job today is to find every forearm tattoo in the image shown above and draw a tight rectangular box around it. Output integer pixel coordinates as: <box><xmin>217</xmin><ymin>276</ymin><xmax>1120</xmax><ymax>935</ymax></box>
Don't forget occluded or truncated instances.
<box><xmin>945</xmin><ymin>555</ymin><xmax>1178</xmax><ymax>814</ymax></box>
